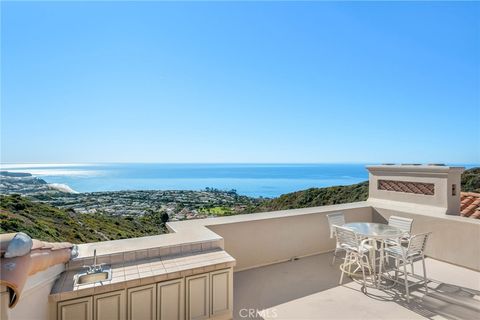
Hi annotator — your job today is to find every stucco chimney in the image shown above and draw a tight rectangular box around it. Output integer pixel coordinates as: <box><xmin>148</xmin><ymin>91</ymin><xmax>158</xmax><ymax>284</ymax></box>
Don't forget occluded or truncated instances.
<box><xmin>366</xmin><ymin>164</ymin><xmax>465</xmax><ymax>215</ymax></box>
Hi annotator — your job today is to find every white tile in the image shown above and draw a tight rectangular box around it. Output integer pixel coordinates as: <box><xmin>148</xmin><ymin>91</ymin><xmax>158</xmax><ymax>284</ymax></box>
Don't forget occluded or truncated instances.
<box><xmin>110</xmin><ymin>253</ymin><xmax>124</xmax><ymax>265</ymax></box>
<box><xmin>124</xmin><ymin>251</ymin><xmax>136</xmax><ymax>262</ymax></box>
<box><xmin>148</xmin><ymin>247</ymin><xmax>160</xmax><ymax>259</ymax></box>
<box><xmin>135</xmin><ymin>249</ymin><xmax>148</xmax><ymax>261</ymax></box>
<box><xmin>159</xmin><ymin>246</ymin><xmax>171</xmax><ymax>257</ymax></box>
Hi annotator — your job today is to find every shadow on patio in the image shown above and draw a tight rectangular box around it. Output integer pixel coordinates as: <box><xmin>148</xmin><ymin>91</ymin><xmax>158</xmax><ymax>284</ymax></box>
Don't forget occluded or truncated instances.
<box><xmin>233</xmin><ymin>253</ymin><xmax>480</xmax><ymax>320</ymax></box>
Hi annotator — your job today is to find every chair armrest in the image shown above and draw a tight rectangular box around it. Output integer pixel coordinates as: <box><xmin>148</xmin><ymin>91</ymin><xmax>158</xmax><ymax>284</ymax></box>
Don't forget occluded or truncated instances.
<box><xmin>401</xmin><ymin>233</ymin><xmax>411</xmax><ymax>240</ymax></box>
<box><xmin>360</xmin><ymin>238</ymin><xmax>372</xmax><ymax>251</ymax></box>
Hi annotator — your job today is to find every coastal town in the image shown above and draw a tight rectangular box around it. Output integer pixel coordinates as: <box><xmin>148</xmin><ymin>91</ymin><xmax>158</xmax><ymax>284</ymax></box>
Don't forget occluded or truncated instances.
<box><xmin>0</xmin><ymin>171</ymin><xmax>263</xmax><ymax>221</ymax></box>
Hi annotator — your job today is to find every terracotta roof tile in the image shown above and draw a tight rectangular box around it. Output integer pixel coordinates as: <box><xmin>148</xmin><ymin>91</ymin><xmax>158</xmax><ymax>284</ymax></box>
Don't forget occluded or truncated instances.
<box><xmin>460</xmin><ymin>192</ymin><xmax>480</xmax><ymax>219</ymax></box>
<box><xmin>0</xmin><ymin>233</ymin><xmax>74</xmax><ymax>308</ymax></box>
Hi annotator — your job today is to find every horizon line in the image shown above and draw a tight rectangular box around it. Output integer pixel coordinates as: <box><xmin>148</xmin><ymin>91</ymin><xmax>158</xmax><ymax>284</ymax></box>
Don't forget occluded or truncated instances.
<box><xmin>1</xmin><ymin>161</ymin><xmax>479</xmax><ymax>166</ymax></box>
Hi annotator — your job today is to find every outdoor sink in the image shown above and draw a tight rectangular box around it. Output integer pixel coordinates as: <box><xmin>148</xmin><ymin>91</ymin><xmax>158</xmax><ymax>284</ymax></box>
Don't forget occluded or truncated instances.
<box><xmin>74</xmin><ymin>248</ymin><xmax>112</xmax><ymax>286</ymax></box>
<box><xmin>74</xmin><ymin>268</ymin><xmax>112</xmax><ymax>286</ymax></box>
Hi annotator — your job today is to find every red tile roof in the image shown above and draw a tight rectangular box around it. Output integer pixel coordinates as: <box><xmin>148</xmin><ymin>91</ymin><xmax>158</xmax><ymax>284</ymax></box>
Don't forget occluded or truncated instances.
<box><xmin>0</xmin><ymin>233</ymin><xmax>74</xmax><ymax>308</ymax></box>
<box><xmin>460</xmin><ymin>192</ymin><xmax>480</xmax><ymax>219</ymax></box>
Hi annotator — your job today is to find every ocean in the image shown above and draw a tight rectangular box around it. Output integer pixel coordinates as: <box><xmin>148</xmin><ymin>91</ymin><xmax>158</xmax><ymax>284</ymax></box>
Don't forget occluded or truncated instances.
<box><xmin>0</xmin><ymin>163</ymin><xmax>476</xmax><ymax>198</ymax></box>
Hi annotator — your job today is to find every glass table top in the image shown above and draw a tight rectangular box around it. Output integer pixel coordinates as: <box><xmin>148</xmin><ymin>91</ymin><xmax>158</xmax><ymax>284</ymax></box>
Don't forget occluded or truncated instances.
<box><xmin>343</xmin><ymin>222</ymin><xmax>404</xmax><ymax>239</ymax></box>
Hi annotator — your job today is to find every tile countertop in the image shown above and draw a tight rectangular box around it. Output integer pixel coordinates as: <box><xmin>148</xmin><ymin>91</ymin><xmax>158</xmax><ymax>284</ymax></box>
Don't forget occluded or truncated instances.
<box><xmin>50</xmin><ymin>249</ymin><xmax>235</xmax><ymax>302</ymax></box>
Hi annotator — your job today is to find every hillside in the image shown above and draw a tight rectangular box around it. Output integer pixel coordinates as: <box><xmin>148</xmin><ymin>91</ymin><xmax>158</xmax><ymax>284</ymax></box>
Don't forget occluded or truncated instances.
<box><xmin>246</xmin><ymin>181</ymin><xmax>369</xmax><ymax>213</ymax></box>
<box><xmin>249</xmin><ymin>167</ymin><xmax>480</xmax><ymax>212</ymax></box>
<box><xmin>1</xmin><ymin>167</ymin><xmax>478</xmax><ymax>243</ymax></box>
<box><xmin>0</xmin><ymin>194</ymin><xmax>167</xmax><ymax>243</ymax></box>
<box><xmin>461</xmin><ymin>167</ymin><xmax>480</xmax><ymax>193</ymax></box>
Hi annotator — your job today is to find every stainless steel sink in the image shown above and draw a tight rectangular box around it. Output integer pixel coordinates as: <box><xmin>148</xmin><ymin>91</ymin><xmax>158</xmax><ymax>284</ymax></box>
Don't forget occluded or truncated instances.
<box><xmin>75</xmin><ymin>269</ymin><xmax>111</xmax><ymax>285</ymax></box>
<box><xmin>74</xmin><ymin>248</ymin><xmax>112</xmax><ymax>286</ymax></box>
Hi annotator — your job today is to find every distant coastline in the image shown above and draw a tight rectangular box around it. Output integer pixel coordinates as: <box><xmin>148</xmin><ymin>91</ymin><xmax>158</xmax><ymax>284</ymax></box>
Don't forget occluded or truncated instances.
<box><xmin>46</xmin><ymin>183</ymin><xmax>78</xmax><ymax>194</ymax></box>
<box><xmin>1</xmin><ymin>163</ymin><xmax>478</xmax><ymax>198</ymax></box>
<box><xmin>0</xmin><ymin>171</ymin><xmax>78</xmax><ymax>194</ymax></box>
<box><xmin>0</xmin><ymin>163</ymin><xmax>372</xmax><ymax>197</ymax></box>
<box><xmin>1</xmin><ymin>167</ymin><xmax>478</xmax><ymax>243</ymax></box>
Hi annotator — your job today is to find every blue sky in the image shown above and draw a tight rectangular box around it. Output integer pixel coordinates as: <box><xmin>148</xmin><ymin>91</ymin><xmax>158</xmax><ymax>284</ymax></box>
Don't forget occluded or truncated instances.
<box><xmin>1</xmin><ymin>1</ymin><xmax>479</xmax><ymax>164</ymax></box>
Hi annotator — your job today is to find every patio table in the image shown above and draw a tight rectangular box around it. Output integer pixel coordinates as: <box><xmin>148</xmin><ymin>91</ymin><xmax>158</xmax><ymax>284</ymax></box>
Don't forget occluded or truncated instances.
<box><xmin>343</xmin><ymin>222</ymin><xmax>404</xmax><ymax>288</ymax></box>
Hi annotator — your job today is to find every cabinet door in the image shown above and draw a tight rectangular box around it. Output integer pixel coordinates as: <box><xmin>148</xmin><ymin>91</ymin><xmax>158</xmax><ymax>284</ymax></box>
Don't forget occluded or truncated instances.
<box><xmin>157</xmin><ymin>278</ymin><xmax>184</xmax><ymax>320</ymax></box>
<box><xmin>94</xmin><ymin>290</ymin><xmax>126</xmax><ymax>320</ymax></box>
<box><xmin>210</xmin><ymin>269</ymin><xmax>232</xmax><ymax>318</ymax></box>
<box><xmin>58</xmin><ymin>297</ymin><xmax>93</xmax><ymax>320</ymax></box>
<box><xmin>186</xmin><ymin>274</ymin><xmax>209</xmax><ymax>320</ymax></box>
<box><xmin>127</xmin><ymin>284</ymin><xmax>156</xmax><ymax>320</ymax></box>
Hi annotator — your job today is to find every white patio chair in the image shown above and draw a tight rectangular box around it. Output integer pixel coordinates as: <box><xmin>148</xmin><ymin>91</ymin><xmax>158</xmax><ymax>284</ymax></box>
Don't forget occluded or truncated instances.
<box><xmin>384</xmin><ymin>232</ymin><xmax>430</xmax><ymax>303</ymax></box>
<box><xmin>386</xmin><ymin>215</ymin><xmax>413</xmax><ymax>245</ymax></box>
<box><xmin>384</xmin><ymin>215</ymin><xmax>414</xmax><ymax>269</ymax></box>
<box><xmin>326</xmin><ymin>212</ymin><xmax>346</xmax><ymax>264</ymax></box>
<box><xmin>335</xmin><ymin>226</ymin><xmax>372</xmax><ymax>289</ymax></box>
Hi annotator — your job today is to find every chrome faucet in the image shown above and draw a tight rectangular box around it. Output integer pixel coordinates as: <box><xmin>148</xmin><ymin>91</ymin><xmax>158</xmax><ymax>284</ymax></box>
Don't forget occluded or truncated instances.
<box><xmin>93</xmin><ymin>249</ymin><xmax>97</xmax><ymax>269</ymax></box>
<box><xmin>85</xmin><ymin>249</ymin><xmax>103</xmax><ymax>274</ymax></box>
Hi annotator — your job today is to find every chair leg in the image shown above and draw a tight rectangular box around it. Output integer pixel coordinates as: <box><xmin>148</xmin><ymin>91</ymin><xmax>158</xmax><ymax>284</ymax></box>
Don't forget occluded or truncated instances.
<box><xmin>395</xmin><ymin>257</ymin><xmax>399</xmax><ymax>281</ymax></box>
<box><xmin>361</xmin><ymin>256</ymin><xmax>369</xmax><ymax>290</ymax></box>
<box><xmin>339</xmin><ymin>252</ymin><xmax>350</xmax><ymax>285</ymax></box>
<box><xmin>361</xmin><ymin>258</ymin><xmax>367</xmax><ymax>291</ymax></box>
<box><xmin>411</xmin><ymin>261</ymin><xmax>415</xmax><ymax>275</ymax></box>
<box><xmin>332</xmin><ymin>248</ymin><xmax>337</xmax><ymax>265</ymax></box>
<box><xmin>339</xmin><ymin>267</ymin><xmax>345</xmax><ymax>285</ymax></box>
<box><xmin>403</xmin><ymin>262</ymin><xmax>410</xmax><ymax>303</ymax></box>
<box><xmin>422</xmin><ymin>256</ymin><xmax>428</xmax><ymax>294</ymax></box>
<box><xmin>347</xmin><ymin>252</ymin><xmax>353</xmax><ymax>275</ymax></box>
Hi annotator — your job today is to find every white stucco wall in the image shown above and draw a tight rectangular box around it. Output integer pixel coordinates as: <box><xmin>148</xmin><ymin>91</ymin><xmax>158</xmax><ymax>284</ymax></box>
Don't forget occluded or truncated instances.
<box><xmin>367</xmin><ymin>165</ymin><xmax>464</xmax><ymax>215</ymax></box>
<box><xmin>7</xmin><ymin>264</ymin><xmax>64</xmax><ymax>320</ymax></box>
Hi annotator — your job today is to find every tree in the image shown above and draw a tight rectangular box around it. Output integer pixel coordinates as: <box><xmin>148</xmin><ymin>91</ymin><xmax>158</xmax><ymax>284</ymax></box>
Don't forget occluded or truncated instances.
<box><xmin>160</xmin><ymin>212</ymin><xmax>169</xmax><ymax>223</ymax></box>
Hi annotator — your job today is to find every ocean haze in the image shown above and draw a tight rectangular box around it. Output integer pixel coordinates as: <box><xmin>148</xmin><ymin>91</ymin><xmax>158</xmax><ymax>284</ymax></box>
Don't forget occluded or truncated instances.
<box><xmin>0</xmin><ymin>163</ymin><xmax>369</xmax><ymax>198</ymax></box>
<box><xmin>1</xmin><ymin>163</ymin><xmax>478</xmax><ymax>198</ymax></box>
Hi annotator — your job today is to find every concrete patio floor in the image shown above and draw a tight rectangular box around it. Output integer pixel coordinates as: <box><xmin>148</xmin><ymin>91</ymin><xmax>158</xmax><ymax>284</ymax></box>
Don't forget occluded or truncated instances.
<box><xmin>233</xmin><ymin>252</ymin><xmax>480</xmax><ymax>320</ymax></box>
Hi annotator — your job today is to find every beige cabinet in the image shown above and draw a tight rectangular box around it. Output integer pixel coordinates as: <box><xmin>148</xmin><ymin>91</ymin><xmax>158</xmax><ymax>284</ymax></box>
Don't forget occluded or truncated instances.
<box><xmin>210</xmin><ymin>269</ymin><xmax>232</xmax><ymax>318</ymax></box>
<box><xmin>186</xmin><ymin>273</ymin><xmax>209</xmax><ymax>320</ymax></box>
<box><xmin>127</xmin><ymin>284</ymin><xmax>156</xmax><ymax>320</ymax></box>
<box><xmin>157</xmin><ymin>278</ymin><xmax>184</xmax><ymax>320</ymax></box>
<box><xmin>57</xmin><ymin>297</ymin><xmax>92</xmax><ymax>320</ymax></box>
<box><xmin>56</xmin><ymin>268</ymin><xmax>233</xmax><ymax>320</ymax></box>
<box><xmin>186</xmin><ymin>269</ymin><xmax>233</xmax><ymax>320</ymax></box>
<box><xmin>94</xmin><ymin>290</ymin><xmax>126</xmax><ymax>320</ymax></box>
